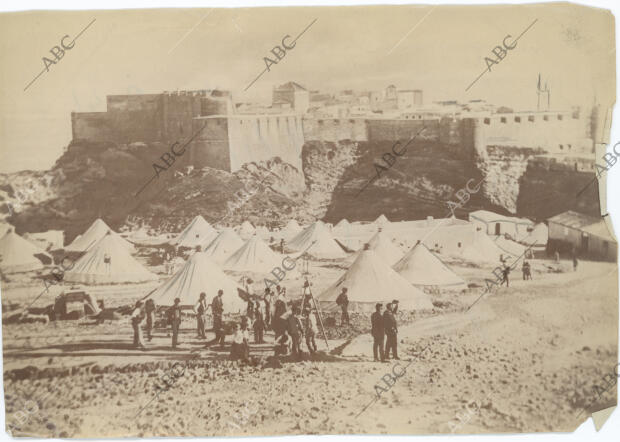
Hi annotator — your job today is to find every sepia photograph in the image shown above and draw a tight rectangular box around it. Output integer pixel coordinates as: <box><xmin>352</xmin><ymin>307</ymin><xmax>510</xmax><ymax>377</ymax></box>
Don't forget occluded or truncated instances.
<box><xmin>0</xmin><ymin>0</ymin><xmax>618</xmax><ymax>438</ymax></box>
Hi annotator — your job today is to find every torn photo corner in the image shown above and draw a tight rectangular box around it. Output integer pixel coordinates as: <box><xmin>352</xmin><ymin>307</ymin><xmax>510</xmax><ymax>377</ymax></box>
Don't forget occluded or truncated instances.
<box><xmin>0</xmin><ymin>1</ymin><xmax>618</xmax><ymax>437</ymax></box>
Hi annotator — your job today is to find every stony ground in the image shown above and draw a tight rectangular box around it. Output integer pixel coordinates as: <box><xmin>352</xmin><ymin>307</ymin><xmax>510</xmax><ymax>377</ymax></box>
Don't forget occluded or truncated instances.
<box><xmin>1</xmin><ymin>259</ymin><xmax>617</xmax><ymax>437</ymax></box>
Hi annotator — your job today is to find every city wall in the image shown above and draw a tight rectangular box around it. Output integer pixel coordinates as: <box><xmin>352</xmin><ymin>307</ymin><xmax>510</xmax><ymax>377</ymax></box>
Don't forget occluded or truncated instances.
<box><xmin>301</xmin><ymin>118</ymin><xmax>368</xmax><ymax>142</ymax></box>
<box><xmin>70</xmin><ymin>92</ymin><xmax>594</xmax><ymax>174</ymax></box>
<box><xmin>473</xmin><ymin>112</ymin><xmax>592</xmax><ymax>155</ymax></box>
<box><xmin>227</xmin><ymin>115</ymin><xmax>305</xmax><ymax>171</ymax></box>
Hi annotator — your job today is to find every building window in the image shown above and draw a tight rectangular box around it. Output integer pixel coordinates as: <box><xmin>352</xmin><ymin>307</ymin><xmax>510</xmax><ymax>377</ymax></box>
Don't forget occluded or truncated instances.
<box><xmin>559</xmin><ymin>144</ymin><xmax>563</xmax><ymax>150</ymax></box>
<box><xmin>484</xmin><ymin>118</ymin><xmax>490</xmax><ymax>125</ymax></box>
<box><xmin>318</xmin><ymin>120</ymin><xmax>324</xmax><ymax>124</ymax></box>
<box><xmin>515</xmin><ymin>116</ymin><xmax>521</xmax><ymax>123</ymax></box>
<box><xmin>528</xmin><ymin>115</ymin><xmax>535</xmax><ymax>122</ymax></box>
<box><xmin>458</xmin><ymin>242</ymin><xmax>462</xmax><ymax>248</ymax></box>
<box><xmin>500</xmin><ymin>117</ymin><xmax>507</xmax><ymax>123</ymax></box>
<box><xmin>543</xmin><ymin>115</ymin><xmax>549</xmax><ymax>121</ymax></box>
<box><xmin>558</xmin><ymin>114</ymin><xmax>563</xmax><ymax>120</ymax></box>
<box><xmin>568</xmin><ymin>144</ymin><xmax>572</xmax><ymax>150</ymax></box>
<box><xmin>349</xmin><ymin>119</ymin><xmax>354</xmax><ymax>123</ymax></box>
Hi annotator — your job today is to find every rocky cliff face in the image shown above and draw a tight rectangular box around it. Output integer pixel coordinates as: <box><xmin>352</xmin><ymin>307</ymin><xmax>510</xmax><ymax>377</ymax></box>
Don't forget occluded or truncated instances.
<box><xmin>1</xmin><ymin>137</ymin><xmax>600</xmax><ymax>241</ymax></box>
<box><xmin>476</xmin><ymin>145</ymin><xmax>543</xmax><ymax>214</ymax></box>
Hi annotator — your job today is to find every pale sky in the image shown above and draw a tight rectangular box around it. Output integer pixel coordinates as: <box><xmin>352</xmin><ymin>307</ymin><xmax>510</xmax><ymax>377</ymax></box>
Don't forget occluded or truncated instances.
<box><xmin>0</xmin><ymin>3</ymin><xmax>615</xmax><ymax>173</ymax></box>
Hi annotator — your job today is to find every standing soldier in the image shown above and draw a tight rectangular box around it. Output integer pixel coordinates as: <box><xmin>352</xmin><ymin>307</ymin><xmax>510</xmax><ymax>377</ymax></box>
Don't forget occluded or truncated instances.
<box><xmin>253</xmin><ymin>302</ymin><xmax>266</xmax><ymax>344</ymax></box>
<box><xmin>336</xmin><ymin>287</ymin><xmax>350</xmax><ymax>326</ymax></box>
<box><xmin>383</xmin><ymin>303</ymin><xmax>399</xmax><ymax>360</ymax></box>
<box><xmin>303</xmin><ymin>308</ymin><xmax>318</xmax><ymax>354</ymax></box>
<box><xmin>371</xmin><ymin>303</ymin><xmax>385</xmax><ymax>362</ymax></box>
<box><xmin>572</xmin><ymin>248</ymin><xmax>578</xmax><ymax>271</ymax></box>
<box><xmin>263</xmin><ymin>288</ymin><xmax>272</xmax><ymax>329</ymax></box>
<box><xmin>144</xmin><ymin>298</ymin><xmax>156</xmax><ymax>342</ymax></box>
<box><xmin>194</xmin><ymin>292</ymin><xmax>208</xmax><ymax>339</ymax></box>
<box><xmin>131</xmin><ymin>301</ymin><xmax>146</xmax><ymax>349</ymax></box>
<box><xmin>500</xmin><ymin>263</ymin><xmax>511</xmax><ymax>287</ymax></box>
<box><xmin>207</xmin><ymin>290</ymin><xmax>226</xmax><ymax>348</ymax></box>
<box><xmin>168</xmin><ymin>298</ymin><xmax>182</xmax><ymax>349</ymax></box>
<box><xmin>273</xmin><ymin>291</ymin><xmax>288</xmax><ymax>341</ymax></box>
<box><xmin>287</xmin><ymin>306</ymin><xmax>304</xmax><ymax>358</ymax></box>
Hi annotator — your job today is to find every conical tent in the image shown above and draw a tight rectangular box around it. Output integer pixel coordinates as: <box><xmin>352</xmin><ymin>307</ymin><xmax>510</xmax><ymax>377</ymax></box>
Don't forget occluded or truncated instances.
<box><xmin>317</xmin><ymin>249</ymin><xmax>433</xmax><ymax>313</ymax></box>
<box><xmin>288</xmin><ymin>221</ymin><xmax>346</xmax><ymax>259</ymax></box>
<box><xmin>281</xmin><ymin>219</ymin><xmax>302</xmax><ymax>239</ymax></box>
<box><xmin>394</xmin><ymin>243</ymin><xmax>467</xmax><ymax>289</ymax></box>
<box><xmin>224</xmin><ymin>235</ymin><xmax>283</xmax><ymax>273</ymax></box>
<box><xmin>459</xmin><ymin>231</ymin><xmax>514</xmax><ymax>263</ymax></box>
<box><xmin>202</xmin><ymin>228</ymin><xmax>244</xmax><ymax>264</ymax></box>
<box><xmin>65</xmin><ymin>219</ymin><xmax>134</xmax><ymax>252</ymax></box>
<box><xmin>255</xmin><ymin>225</ymin><xmax>270</xmax><ymax>238</ymax></box>
<box><xmin>171</xmin><ymin>215</ymin><xmax>217</xmax><ymax>249</ymax></box>
<box><xmin>365</xmin><ymin>230</ymin><xmax>403</xmax><ymax>265</ymax></box>
<box><xmin>146</xmin><ymin>252</ymin><xmax>247</xmax><ymax>312</ymax></box>
<box><xmin>65</xmin><ymin>232</ymin><xmax>157</xmax><ymax>284</ymax></box>
<box><xmin>238</xmin><ymin>221</ymin><xmax>256</xmax><ymax>239</ymax></box>
<box><xmin>335</xmin><ymin>219</ymin><xmax>351</xmax><ymax>229</ymax></box>
<box><xmin>375</xmin><ymin>214</ymin><xmax>390</xmax><ymax>225</ymax></box>
<box><xmin>0</xmin><ymin>229</ymin><xmax>49</xmax><ymax>273</ymax></box>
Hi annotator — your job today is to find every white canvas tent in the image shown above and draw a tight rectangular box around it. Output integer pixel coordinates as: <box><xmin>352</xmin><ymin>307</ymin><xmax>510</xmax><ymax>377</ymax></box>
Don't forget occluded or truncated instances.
<box><xmin>375</xmin><ymin>214</ymin><xmax>390</xmax><ymax>225</ymax></box>
<box><xmin>65</xmin><ymin>218</ymin><xmax>134</xmax><ymax>253</ymax></box>
<box><xmin>65</xmin><ymin>232</ymin><xmax>157</xmax><ymax>284</ymax></box>
<box><xmin>317</xmin><ymin>249</ymin><xmax>433</xmax><ymax>312</ymax></box>
<box><xmin>146</xmin><ymin>252</ymin><xmax>247</xmax><ymax>312</ymax></box>
<box><xmin>334</xmin><ymin>218</ymin><xmax>351</xmax><ymax>230</ymax></box>
<box><xmin>281</xmin><ymin>219</ymin><xmax>302</xmax><ymax>238</ymax></box>
<box><xmin>365</xmin><ymin>230</ymin><xmax>403</xmax><ymax>265</ymax></box>
<box><xmin>394</xmin><ymin>243</ymin><xmax>467</xmax><ymax>290</ymax></box>
<box><xmin>224</xmin><ymin>235</ymin><xmax>283</xmax><ymax>273</ymax></box>
<box><xmin>238</xmin><ymin>221</ymin><xmax>256</xmax><ymax>239</ymax></box>
<box><xmin>202</xmin><ymin>228</ymin><xmax>244</xmax><ymax>264</ymax></box>
<box><xmin>171</xmin><ymin>215</ymin><xmax>217</xmax><ymax>249</ymax></box>
<box><xmin>0</xmin><ymin>229</ymin><xmax>50</xmax><ymax>273</ymax></box>
<box><xmin>458</xmin><ymin>231</ymin><xmax>514</xmax><ymax>263</ymax></box>
<box><xmin>288</xmin><ymin>221</ymin><xmax>346</xmax><ymax>259</ymax></box>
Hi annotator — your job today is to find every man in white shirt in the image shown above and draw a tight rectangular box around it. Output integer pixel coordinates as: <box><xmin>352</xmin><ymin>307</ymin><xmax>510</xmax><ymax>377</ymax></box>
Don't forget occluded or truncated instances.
<box><xmin>194</xmin><ymin>292</ymin><xmax>208</xmax><ymax>339</ymax></box>
<box><xmin>131</xmin><ymin>301</ymin><xmax>146</xmax><ymax>349</ymax></box>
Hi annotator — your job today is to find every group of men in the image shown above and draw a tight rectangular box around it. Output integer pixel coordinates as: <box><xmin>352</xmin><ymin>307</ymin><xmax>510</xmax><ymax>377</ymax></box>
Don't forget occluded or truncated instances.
<box><xmin>130</xmin><ymin>286</ymin><xmax>322</xmax><ymax>360</ymax></box>
<box><xmin>370</xmin><ymin>300</ymin><xmax>400</xmax><ymax>362</ymax></box>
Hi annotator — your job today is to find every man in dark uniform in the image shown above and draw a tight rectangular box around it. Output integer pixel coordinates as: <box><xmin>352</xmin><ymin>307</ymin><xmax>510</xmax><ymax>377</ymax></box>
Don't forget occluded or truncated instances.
<box><xmin>371</xmin><ymin>303</ymin><xmax>385</xmax><ymax>362</ymax></box>
<box><xmin>335</xmin><ymin>287</ymin><xmax>350</xmax><ymax>326</ymax></box>
<box><xmin>263</xmin><ymin>287</ymin><xmax>272</xmax><ymax>328</ymax></box>
<box><xmin>194</xmin><ymin>292</ymin><xmax>208</xmax><ymax>339</ymax></box>
<box><xmin>168</xmin><ymin>298</ymin><xmax>182</xmax><ymax>349</ymax></box>
<box><xmin>286</xmin><ymin>306</ymin><xmax>304</xmax><ymax>359</ymax></box>
<box><xmin>383</xmin><ymin>302</ymin><xmax>399</xmax><ymax>360</ymax></box>
<box><xmin>207</xmin><ymin>290</ymin><xmax>226</xmax><ymax>348</ymax></box>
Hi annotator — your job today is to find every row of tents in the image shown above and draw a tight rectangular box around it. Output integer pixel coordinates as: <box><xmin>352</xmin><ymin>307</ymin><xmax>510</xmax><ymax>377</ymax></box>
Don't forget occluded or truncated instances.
<box><xmin>1</xmin><ymin>212</ymin><xmax>525</xmax><ymax>313</ymax></box>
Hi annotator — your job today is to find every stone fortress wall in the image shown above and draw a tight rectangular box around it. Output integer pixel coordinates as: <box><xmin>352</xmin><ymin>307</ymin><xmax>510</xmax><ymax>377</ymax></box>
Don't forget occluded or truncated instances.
<box><xmin>70</xmin><ymin>90</ymin><xmax>594</xmax><ymax>172</ymax></box>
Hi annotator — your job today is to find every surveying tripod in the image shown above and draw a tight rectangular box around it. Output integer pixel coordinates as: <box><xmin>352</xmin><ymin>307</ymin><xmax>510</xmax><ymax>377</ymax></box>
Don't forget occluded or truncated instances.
<box><xmin>300</xmin><ymin>257</ymin><xmax>329</xmax><ymax>350</ymax></box>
